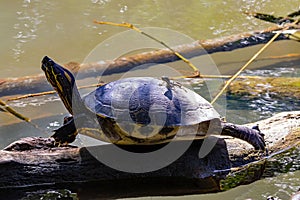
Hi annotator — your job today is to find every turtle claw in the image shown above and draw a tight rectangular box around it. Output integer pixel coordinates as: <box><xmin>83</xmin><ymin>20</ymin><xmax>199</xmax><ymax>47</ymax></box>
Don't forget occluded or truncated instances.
<box><xmin>255</xmin><ymin>133</ymin><xmax>266</xmax><ymax>151</ymax></box>
<box><xmin>252</xmin><ymin>124</ymin><xmax>261</xmax><ymax>132</ymax></box>
<box><xmin>52</xmin><ymin>140</ymin><xmax>67</xmax><ymax>147</ymax></box>
<box><xmin>249</xmin><ymin>124</ymin><xmax>266</xmax><ymax>151</ymax></box>
<box><xmin>51</xmin><ymin>130</ymin><xmax>76</xmax><ymax>146</ymax></box>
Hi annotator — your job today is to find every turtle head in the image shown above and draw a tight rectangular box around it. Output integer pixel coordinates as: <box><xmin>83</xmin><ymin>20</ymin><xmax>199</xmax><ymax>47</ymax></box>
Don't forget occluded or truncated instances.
<box><xmin>41</xmin><ymin>56</ymin><xmax>80</xmax><ymax>115</ymax></box>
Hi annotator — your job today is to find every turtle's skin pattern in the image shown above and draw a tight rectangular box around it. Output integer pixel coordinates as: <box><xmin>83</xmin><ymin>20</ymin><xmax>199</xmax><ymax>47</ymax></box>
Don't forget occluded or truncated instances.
<box><xmin>41</xmin><ymin>56</ymin><xmax>265</xmax><ymax>150</ymax></box>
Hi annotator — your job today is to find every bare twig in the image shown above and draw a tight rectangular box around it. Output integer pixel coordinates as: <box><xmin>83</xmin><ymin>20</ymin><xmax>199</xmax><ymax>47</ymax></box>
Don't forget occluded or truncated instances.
<box><xmin>210</xmin><ymin>31</ymin><xmax>283</xmax><ymax>104</ymax></box>
<box><xmin>210</xmin><ymin>19</ymin><xmax>300</xmax><ymax>104</ymax></box>
<box><xmin>93</xmin><ymin>20</ymin><xmax>200</xmax><ymax>76</ymax></box>
<box><xmin>7</xmin><ymin>83</ymin><xmax>104</xmax><ymax>101</ymax></box>
<box><xmin>0</xmin><ymin>99</ymin><xmax>47</xmax><ymax>134</ymax></box>
<box><xmin>0</xmin><ymin>99</ymin><xmax>30</xmax><ymax>122</ymax></box>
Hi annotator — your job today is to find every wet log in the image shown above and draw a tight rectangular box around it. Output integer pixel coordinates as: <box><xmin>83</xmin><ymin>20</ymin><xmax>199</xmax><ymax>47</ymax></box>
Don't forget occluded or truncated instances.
<box><xmin>0</xmin><ymin>25</ymin><xmax>295</xmax><ymax>97</ymax></box>
<box><xmin>0</xmin><ymin>138</ymin><xmax>230</xmax><ymax>199</ymax></box>
<box><xmin>0</xmin><ymin>111</ymin><xmax>299</xmax><ymax>199</ymax></box>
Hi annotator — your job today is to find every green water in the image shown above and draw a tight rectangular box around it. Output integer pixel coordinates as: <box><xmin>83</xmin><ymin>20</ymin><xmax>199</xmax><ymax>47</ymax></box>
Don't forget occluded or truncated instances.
<box><xmin>0</xmin><ymin>0</ymin><xmax>300</xmax><ymax>199</ymax></box>
<box><xmin>125</xmin><ymin>171</ymin><xmax>300</xmax><ymax>200</ymax></box>
<box><xmin>0</xmin><ymin>0</ymin><xmax>299</xmax><ymax>78</ymax></box>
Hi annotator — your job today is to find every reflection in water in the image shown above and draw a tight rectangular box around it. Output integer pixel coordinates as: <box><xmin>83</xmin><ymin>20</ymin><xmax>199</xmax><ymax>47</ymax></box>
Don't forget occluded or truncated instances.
<box><xmin>131</xmin><ymin>171</ymin><xmax>300</xmax><ymax>200</ymax></box>
<box><xmin>243</xmin><ymin>67</ymin><xmax>300</xmax><ymax>78</ymax></box>
<box><xmin>236</xmin><ymin>67</ymin><xmax>300</xmax><ymax>123</ymax></box>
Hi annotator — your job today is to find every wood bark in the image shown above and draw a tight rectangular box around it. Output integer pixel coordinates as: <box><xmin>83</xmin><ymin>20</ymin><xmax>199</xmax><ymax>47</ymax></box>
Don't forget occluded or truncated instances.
<box><xmin>0</xmin><ymin>111</ymin><xmax>299</xmax><ymax>199</ymax></box>
<box><xmin>0</xmin><ymin>138</ymin><xmax>230</xmax><ymax>199</ymax></box>
<box><xmin>0</xmin><ymin>25</ymin><xmax>295</xmax><ymax>97</ymax></box>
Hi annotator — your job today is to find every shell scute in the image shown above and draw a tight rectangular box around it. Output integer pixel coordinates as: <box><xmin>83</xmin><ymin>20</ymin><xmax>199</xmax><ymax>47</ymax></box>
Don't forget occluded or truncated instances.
<box><xmin>83</xmin><ymin>77</ymin><xmax>220</xmax><ymax>126</ymax></box>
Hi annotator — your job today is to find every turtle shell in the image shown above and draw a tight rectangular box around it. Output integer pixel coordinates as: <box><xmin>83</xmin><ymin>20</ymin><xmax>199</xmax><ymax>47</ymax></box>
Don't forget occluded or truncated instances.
<box><xmin>83</xmin><ymin>77</ymin><xmax>220</xmax><ymax>127</ymax></box>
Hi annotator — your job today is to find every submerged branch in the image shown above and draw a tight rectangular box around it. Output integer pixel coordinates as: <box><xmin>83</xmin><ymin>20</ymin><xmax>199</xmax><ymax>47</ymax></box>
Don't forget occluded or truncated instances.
<box><xmin>4</xmin><ymin>76</ymin><xmax>300</xmax><ymax>103</ymax></box>
<box><xmin>211</xmin><ymin>30</ymin><xmax>283</xmax><ymax>104</ymax></box>
<box><xmin>227</xmin><ymin>77</ymin><xmax>300</xmax><ymax>99</ymax></box>
<box><xmin>0</xmin><ymin>25</ymin><xmax>297</xmax><ymax>97</ymax></box>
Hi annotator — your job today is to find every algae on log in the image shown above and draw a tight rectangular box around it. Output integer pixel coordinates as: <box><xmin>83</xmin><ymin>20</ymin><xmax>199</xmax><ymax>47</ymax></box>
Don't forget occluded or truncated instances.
<box><xmin>227</xmin><ymin>77</ymin><xmax>300</xmax><ymax>100</ymax></box>
<box><xmin>221</xmin><ymin>111</ymin><xmax>300</xmax><ymax>190</ymax></box>
<box><xmin>0</xmin><ymin>111</ymin><xmax>299</xmax><ymax>199</ymax></box>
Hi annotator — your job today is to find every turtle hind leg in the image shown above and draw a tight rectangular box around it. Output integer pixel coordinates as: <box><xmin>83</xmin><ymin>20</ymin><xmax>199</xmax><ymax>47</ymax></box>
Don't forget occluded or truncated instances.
<box><xmin>52</xmin><ymin>117</ymin><xmax>78</xmax><ymax>146</ymax></box>
<box><xmin>221</xmin><ymin>122</ymin><xmax>266</xmax><ymax>150</ymax></box>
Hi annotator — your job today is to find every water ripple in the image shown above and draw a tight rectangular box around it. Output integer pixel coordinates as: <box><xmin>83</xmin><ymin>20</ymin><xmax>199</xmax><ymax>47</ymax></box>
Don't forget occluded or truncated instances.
<box><xmin>12</xmin><ymin>0</ymin><xmax>45</xmax><ymax>61</ymax></box>
<box><xmin>243</xmin><ymin>67</ymin><xmax>298</xmax><ymax>77</ymax></box>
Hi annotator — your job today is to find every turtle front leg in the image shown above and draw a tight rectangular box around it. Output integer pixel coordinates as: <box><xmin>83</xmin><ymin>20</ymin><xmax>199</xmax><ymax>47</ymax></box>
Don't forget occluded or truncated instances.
<box><xmin>52</xmin><ymin>117</ymin><xmax>78</xmax><ymax>146</ymax></box>
<box><xmin>221</xmin><ymin>122</ymin><xmax>266</xmax><ymax>150</ymax></box>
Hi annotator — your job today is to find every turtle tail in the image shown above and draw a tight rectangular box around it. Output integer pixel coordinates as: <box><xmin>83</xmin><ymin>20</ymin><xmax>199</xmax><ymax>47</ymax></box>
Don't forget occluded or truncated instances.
<box><xmin>221</xmin><ymin>122</ymin><xmax>266</xmax><ymax>150</ymax></box>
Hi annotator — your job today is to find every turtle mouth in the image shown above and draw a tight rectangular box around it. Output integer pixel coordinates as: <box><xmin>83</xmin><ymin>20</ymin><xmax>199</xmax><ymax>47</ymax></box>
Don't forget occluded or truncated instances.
<box><xmin>41</xmin><ymin>56</ymin><xmax>54</xmax><ymax>72</ymax></box>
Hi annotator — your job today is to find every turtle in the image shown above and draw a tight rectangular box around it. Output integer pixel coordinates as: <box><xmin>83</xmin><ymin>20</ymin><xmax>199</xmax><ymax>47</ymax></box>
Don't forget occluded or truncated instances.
<box><xmin>41</xmin><ymin>56</ymin><xmax>265</xmax><ymax>150</ymax></box>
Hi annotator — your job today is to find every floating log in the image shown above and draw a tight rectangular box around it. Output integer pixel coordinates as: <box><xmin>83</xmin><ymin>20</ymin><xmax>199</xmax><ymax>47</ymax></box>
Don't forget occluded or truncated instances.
<box><xmin>0</xmin><ymin>111</ymin><xmax>299</xmax><ymax>199</ymax></box>
<box><xmin>0</xmin><ymin>25</ymin><xmax>296</xmax><ymax>97</ymax></box>
<box><xmin>3</xmin><ymin>76</ymin><xmax>299</xmax><ymax>104</ymax></box>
